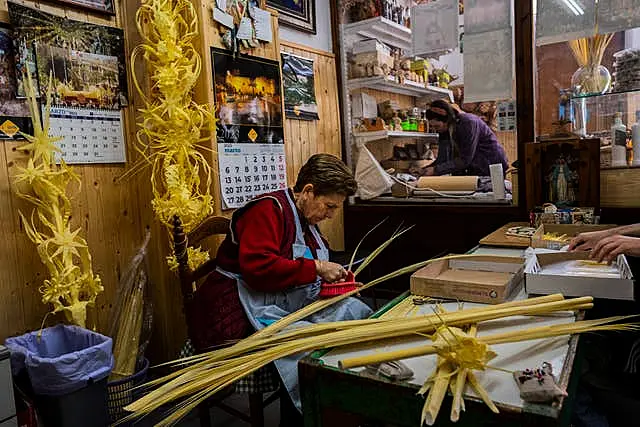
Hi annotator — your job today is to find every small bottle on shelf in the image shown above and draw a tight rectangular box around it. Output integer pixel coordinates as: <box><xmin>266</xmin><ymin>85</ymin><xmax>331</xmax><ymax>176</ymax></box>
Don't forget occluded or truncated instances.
<box><xmin>633</xmin><ymin>111</ymin><xmax>640</xmax><ymax>166</ymax></box>
<box><xmin>404</xmin><ymin>6</ymin><xmax>411</xmax><ymax>27</ymax></box>
<box><xmin>418</xmin><ymin>111</ymin><xmax>425</xmax><ymax>132</ymax></box>
<box><xmin>391</xmin><ymin>0</ymin><xmax>398</xmax><ymax>23</ymax></box>
<box><xmin>611</xmin><ymin>112</ymin><xmax>628</xmax><ymax>167</ymax></box>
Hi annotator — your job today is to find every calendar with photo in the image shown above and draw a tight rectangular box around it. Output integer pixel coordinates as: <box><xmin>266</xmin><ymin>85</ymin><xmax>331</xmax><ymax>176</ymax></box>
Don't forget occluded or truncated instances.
<box><xmin>218</xmin><ymin>143</ymin><xmax>287</xmax><ymax>209</ymax></box>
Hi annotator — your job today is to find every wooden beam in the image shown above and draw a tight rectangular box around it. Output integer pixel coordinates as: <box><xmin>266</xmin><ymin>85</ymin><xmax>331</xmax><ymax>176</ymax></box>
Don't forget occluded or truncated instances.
<box><xmin>514</xmin><ymin>0</ymin><xmax>534</xmax><ymax>211</ymax></box>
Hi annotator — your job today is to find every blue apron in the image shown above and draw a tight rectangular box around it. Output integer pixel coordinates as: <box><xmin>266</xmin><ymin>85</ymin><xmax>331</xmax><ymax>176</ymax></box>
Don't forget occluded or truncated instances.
<box><xmin>217</xmin><ymin>190</ymin><xmax>372</xmax><ymax>412</ymax></box>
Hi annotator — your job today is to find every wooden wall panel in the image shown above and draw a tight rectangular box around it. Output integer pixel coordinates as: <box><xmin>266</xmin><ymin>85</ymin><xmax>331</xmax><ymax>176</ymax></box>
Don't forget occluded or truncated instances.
<box><xmin>0</xmin><ymin>0</ymin><xmax>348</xmax><ymax>361</ymax></box>
<box><xmin>0</xmin><ymin>0</ymin><xmax>182</xmax><ymax>361</ymax></box>
<box><xmin>280</xmin><ymin>41</ymin><xmax>345</xmax><ymax>250</ymax></box>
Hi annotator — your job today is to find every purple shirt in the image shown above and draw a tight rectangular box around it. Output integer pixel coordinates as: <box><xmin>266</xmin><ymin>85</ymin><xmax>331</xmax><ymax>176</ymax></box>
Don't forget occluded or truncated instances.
<box><xmin>433</xmin><ymin>113</ymin><xmax>509</xmax><ymax>177</ymax></box>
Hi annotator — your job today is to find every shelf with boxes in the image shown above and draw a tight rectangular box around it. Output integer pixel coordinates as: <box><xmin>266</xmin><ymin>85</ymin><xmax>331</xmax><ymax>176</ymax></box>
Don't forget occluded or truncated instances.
<box><xmin>347</xmin><ymin>75</ymin><xmax>454</xmax><ymax>101</ymax></box>
<box><xmin>343</xmin><ymin>16</ymin><xmax>412</xmax><ymax>51</ymax></box>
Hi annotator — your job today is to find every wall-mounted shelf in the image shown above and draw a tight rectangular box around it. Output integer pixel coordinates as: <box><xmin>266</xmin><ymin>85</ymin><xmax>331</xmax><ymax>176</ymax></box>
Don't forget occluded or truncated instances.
<box><xmin>347</xmin><ymin>75</ymin><xmax>454</xmax><ymax>101</ymax></box>
<box><xmin>343</xmin><ymin>17</ymin><xmax>412</xmax><ymax>51</ymax></box>
<box><xmin>353</xmin><ymin>130</ymin><xmax>438</xmax><ymax>143</ymax></box>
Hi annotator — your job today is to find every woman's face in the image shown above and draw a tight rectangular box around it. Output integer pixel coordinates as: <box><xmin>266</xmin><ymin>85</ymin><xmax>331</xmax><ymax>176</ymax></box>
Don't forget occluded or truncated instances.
<box><xmin>429</xmin><ymin>119</ymin><xmax>447</xmax><ymax>133</ymax></box>
<box><xmin>298</xmin><ymin>186</ymin><xmax>345</xmax><ymax>225</ymax></box>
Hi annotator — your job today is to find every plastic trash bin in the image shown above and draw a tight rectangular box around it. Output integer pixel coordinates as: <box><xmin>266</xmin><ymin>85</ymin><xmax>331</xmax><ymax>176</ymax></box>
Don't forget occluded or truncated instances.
<box><xmin>5</xmin><ymin>325</ymin><xmax>113</xmax><ymax>427</ymax></box>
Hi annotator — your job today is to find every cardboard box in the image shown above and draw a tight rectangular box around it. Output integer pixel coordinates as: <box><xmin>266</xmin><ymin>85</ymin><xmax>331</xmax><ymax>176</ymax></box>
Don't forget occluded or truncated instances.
<box><xmin>525</xmin><ymin>251</ymin><xmax>634</xmax><ymax>300</ymax></box>
<box><xmin>410</xmin><ymin>256</ymin><xmax>524</xmax><ymax>304</ymax></box>
<box><xmin>531</xmin><ymin>224</ymin><xmax>616</xmax><ymax>250</ymax></box>
<box><xmin>351</xmin><ymin>92</ymin><xmax>378</xmax><ymax>119</ymax></box>
<box><xmin>353</xmin><ymin>39</ymin><xmax>392</xmax><ymax>56</ymax></box>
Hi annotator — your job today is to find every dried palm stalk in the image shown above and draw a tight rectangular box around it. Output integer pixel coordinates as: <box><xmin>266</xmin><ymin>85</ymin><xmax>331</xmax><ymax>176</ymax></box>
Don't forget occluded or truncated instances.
<box><xmin>121</xmin><ymin>293</ymin><xmax>593</xmax><ymax>426</ymax></box>
<box><xmin>128</xmin><ymin>0</ymin><xmax>216</xmax><ymax>269</ymax></box>
<box><xmin>12</xmin><ymin>73</ymin><xmax>102</xmax><ymax>327</ymax></box>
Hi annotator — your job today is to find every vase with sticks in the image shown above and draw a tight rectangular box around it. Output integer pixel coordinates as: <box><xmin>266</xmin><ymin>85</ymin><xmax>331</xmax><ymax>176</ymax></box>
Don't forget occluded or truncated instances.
<box><xmin>569</xmin><ymin>34</ymin><xmax>614</xmax><ymax>96</ymax></box>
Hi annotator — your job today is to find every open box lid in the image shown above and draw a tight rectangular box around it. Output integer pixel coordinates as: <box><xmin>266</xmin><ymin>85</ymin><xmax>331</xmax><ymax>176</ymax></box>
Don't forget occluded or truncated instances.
<box><xmin>525</xmin><ymin>251</ymin><xmax>634</xmax><ymax>300</ymax></box>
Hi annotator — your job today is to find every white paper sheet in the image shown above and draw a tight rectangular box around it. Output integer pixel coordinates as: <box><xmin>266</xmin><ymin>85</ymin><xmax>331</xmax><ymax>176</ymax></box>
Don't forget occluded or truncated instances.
<box><xmin>251</xmin><ymin>6</ymin><xmax>273</xmax><ymax>43</ymax></box>
<box><xmin>320</xmin><ymin>299</ymin><xmax>574</xmax><ymax>412</ymax></box>
<box><xmin>597</xmin><ymin>0</ymin><xmax>640</xmax><ymax>34</ymax></box>
<box><xmin>213</xmin><ymin>7</ymin><xmax>234</xmax><ymax>29</ymax></box>
<box><xmin>411</xmin><ymin>0</ymin><xmax>459</xmax><ymax>56</ymax></box>
<box><xmin>464</xmin><ymin>0</ymin><xmax>512</xmax><ymax>34</ymax></box>
<box><xmin>463</xmin><ymin>28</ymin><xmax>513</xmax><ymax>103</ymax></box>
<box><xmin>236</xmin><ymin>16</ymin><xmax>253</xmax><ymax>40</ymax></box>
<box><xmin>536</xmin><ymin>0</ymin><xmax>596</xmax><ymax>46</ymax></box>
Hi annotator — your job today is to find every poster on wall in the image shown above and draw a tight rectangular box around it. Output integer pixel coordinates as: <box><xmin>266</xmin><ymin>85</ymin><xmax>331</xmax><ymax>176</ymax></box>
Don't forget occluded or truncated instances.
<box><xmin>8</xmin><ymin>2</ymin><xmax>128</xmax><ymax>104</ymax></box>
<box><xmin>8</xmin><ymin>2</ymin><xmax>127</xmax><ymax>164</ymax></box>
<box><xmin>211</xmin><ymin>48</ymin><xmax>287</xmax><ymax>209</ymax></box>
<box><xmin>463</xmin><ymin>28</ymin><xmax>513</xmax><ymax>103</ymax></box>
<box><xmin>536</xmin><ymin>0</ymin><xmax>595</xmax><ymax>46</ymax></box>
<box><xmin>597</xmin><ymin>0</ymin><xmax>640</xmax><ymax>35</ymax></box>
<box><xmin>281</xmin><ymin>52</ymin><xmax>319</xmax><ymax>120</ymax></box>
<box><xmin>0</xmin><ymin>24</ymin><xmax>32</xmax><ymax>139</ymax></box>
<box><xmin>50</xmin><ymin>0</ymin><xmax>116</xmax><ymax>15</ymax></box>
<box><xmin>411</xmin><ymin>0</ymin><xmax>459</xmax><ymax>57</ymax></box>
<box><xmin>463</xmin><ymin>0</ymin><xmax>511</xmax><ymax>34</ymax></box>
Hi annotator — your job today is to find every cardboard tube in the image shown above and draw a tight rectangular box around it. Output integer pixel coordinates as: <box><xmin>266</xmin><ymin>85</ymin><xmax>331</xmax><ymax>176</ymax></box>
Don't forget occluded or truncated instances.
<box><xmin>416</xmin><ymin>176</ymin><xmax>478</xmax><ymax>191</ymax></box>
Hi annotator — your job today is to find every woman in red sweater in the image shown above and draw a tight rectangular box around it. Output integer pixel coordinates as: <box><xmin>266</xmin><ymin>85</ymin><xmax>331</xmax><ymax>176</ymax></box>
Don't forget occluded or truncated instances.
<box><xmin>188</xmin><ymin>154</ymin><xmax>372</xmax><ymax>422</ymax></box>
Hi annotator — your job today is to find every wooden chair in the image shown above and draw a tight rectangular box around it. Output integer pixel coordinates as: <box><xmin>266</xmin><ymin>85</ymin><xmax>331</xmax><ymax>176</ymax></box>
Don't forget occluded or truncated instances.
<box><xmin>173</xmin><ymin>215</ymin><xmax>281</xmax><ymax>427</ymax></box>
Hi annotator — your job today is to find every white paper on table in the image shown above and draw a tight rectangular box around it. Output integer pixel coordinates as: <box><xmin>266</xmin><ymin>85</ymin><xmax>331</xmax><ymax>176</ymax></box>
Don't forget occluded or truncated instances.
<box><xmin>237</xmin><ymin>17</ymin><xmax>254</xmax><ymax>40</ymax></box>
<box><xmin>463</xmin><ymin>28</ymin><xmax>513</xmax><ymax>103</ymax></box>
<box><xmin>464</xmin><ymin>0</ymin><xmax>512</xmax><ymax>34</ymax></box>
<box><xmin>213</xmin><ymin>7</ymin><xmax>234</xmax><ymax>29</ymax></box>
<box><xmin>251</xmin><ymin>6</ymin><xmax>273</xmax><ymax>43</ymax></box>
<box><xmin>320</xmin><ymin>299</ymin><xmax>575</xmax><ymax>412</ymax></box>
<box><xmin>411</xmin><ymin>0</ymin><xmax>458</xmax><ymax>56</ymax></box>
<box><xmin>536</xmin><ymin>0</ymin><xmax>596</xmax><ymax>46</ymax></box>
<box><xmin>597</xmin><ymin>0</ymin><xmax>640</xmax><ymax>34</ymax></box>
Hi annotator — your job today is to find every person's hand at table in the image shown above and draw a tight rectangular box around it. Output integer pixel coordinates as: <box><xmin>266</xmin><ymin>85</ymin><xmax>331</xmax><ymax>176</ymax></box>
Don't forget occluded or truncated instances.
<box><xmin>589</xmin><ymin>235</ymin><xmax>640</xmax><ymax>263</ymax></box>
<box><xmin>568</xmin><ymin>229</ymin><xmax>613</xmax><ymax>251</ymax></box>
<box><xmin>315</xmin><ymin>260</ymin><xmax>347</xmax><ymax>283</ymax></box>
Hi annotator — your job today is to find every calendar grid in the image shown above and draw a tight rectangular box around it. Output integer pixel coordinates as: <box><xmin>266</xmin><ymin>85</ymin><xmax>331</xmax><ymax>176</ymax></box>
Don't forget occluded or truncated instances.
<box><xmin>46</xmin><ymin>106</ymin><xmax>127</xmax><ymax>165</ymax></box>
<box><xmin>218</xmin><ymin>143</ymin><xmax>287</xmax><ymax>209</ymax></box>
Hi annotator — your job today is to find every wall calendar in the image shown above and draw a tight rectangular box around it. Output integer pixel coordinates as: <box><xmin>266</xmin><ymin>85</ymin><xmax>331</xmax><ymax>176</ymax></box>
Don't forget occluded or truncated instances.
<box><xmin>48</xmin><ymin>106</ymin><xmax>127</xmax><ymax>164</ymax></box>
<box><xmin>218</xmin><ymin>143</ymin><xmax>287</xmax><ymax>209</ymax></box>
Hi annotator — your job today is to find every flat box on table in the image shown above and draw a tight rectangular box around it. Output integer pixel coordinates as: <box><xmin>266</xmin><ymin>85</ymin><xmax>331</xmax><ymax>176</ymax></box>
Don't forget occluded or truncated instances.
<box><xmin>531</xmin><ymin>224</ymin><xmax>616</xmax><ymax>250</ymax></box>
<box><xmin>410</xmin><ymin>255</ymin><xmax>524</xmax><ymax>304</ymax></box>
<box><xmin>525</xmin><ymin>251</ymin><xmax>634</xmax><ymax>300</ymax></box>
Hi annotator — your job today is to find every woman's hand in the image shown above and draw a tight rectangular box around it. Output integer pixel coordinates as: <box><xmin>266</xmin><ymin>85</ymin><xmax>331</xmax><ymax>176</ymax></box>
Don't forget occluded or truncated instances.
<box><xmin>589</xmin><ymin>235</ymin><xmax>640</xmax><ymax>263</ymax></box>
<box><xmin>568</xmin><ymin>230</ymin><xmax>612</xmax><ymax>251</ymax></box>
<box><xmin>314</xmin><ymin>260</ymin><xmax>347</xmax><ymax>283</ymax></box>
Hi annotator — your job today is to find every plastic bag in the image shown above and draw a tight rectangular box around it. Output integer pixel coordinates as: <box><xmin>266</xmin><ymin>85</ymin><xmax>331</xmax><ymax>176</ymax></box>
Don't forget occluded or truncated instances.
<box><xmin>5</xmin><ymin>325</ymin><xmax>113</xmax><ymax>396</ymax></box>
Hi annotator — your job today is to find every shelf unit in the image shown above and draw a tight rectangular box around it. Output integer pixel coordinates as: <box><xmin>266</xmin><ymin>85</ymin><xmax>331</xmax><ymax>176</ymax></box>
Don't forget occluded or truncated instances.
<box><xmin>347</xmin><ymin>76</ymin><xmax>454</xmax><ymax>101</ymax></box>
<box><xmin>353</xmin><ymin>130</ymin><xmax>438</xmax><ymax>143</ymax></box>
<box><xmin>343</xmin><ymin>16</ymin><xmax>412</xmax><ymax>50</ymax></box>
<box><xmin>339</xmin><ymin>13</ymin><xmax>454</xmax><ymax>170</ymax></box>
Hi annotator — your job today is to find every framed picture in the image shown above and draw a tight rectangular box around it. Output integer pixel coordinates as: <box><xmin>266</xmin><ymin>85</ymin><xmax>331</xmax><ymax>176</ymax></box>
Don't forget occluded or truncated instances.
<box><xmin>267</xmin><ymin>0</ymin><xmax>316</xmax><ymax>34</ymax></box>
<box><xmin>48</xmin><ymin>0</ymin><xmax>115</xmax><ymax>15</ymax></box>
<box><xmin>525</xmin><ymin>138</ymin><xmax>600</xmax><ymax>211</ymax></box>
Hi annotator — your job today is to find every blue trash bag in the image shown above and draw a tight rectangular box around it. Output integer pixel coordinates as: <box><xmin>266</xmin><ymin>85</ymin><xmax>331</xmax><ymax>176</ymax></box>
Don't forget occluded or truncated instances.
<box><xmin>5</xmin><ymin>324</ymin><xmax>114</xmax><ymax>396</ymax></box>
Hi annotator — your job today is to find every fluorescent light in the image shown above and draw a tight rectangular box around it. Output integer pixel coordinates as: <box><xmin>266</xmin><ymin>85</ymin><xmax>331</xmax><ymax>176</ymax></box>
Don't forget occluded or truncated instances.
<box><xmin>566</xmin><ymin>0</ymin><xmax>585</xmax><ymax>15</ymax></box>
<box><xmin>561</xmin><ymin>0</ymin><xmax>581</xmax><ymax>15</ymax></box>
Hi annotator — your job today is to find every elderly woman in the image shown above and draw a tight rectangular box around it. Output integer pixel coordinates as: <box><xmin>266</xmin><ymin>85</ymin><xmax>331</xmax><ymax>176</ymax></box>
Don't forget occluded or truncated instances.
<box><xmin>417</xmin><ymin>99</ymin><xmax>509</xmax><ymax>177</ymax></box>
<box><xmin>190</xmin><ymin>153</ymin><xmax>372</xmax><ymax>424</ymax></box>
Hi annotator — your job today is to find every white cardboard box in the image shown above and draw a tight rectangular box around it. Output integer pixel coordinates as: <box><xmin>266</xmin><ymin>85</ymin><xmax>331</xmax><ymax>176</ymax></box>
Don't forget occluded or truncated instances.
<box><xmin>525</xmin><ymin>251</ymin><xmax>635</xmax><ymax>300</ymax></box>
<box><xmin>351</xmin><ymin>92</ymin><xmax>378</xmax><ymax>119</ymax></box>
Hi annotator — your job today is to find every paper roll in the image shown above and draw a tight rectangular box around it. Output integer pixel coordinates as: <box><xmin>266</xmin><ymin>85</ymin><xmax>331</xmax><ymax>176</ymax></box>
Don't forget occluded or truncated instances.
<box><xmin>416</xmin><ymin>176</ymin><xmax>479</xmax><ymax>191</ymax></box>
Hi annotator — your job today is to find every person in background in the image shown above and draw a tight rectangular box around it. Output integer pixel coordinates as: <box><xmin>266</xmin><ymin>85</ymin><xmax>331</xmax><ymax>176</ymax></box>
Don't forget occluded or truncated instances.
<box><xmin>189</xmin><ymin>153</ymin><xmax>373</xmax><ymax>426</ymax></box>
<box><xmin>569</xmin><ymin>223</ymin><xmax>640</xmax><ymax>263</ymax></box>
<box><xmin>414</xmin><ymin>99</ymin><xmax>509</xmax><ymax>177</ymax></box>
